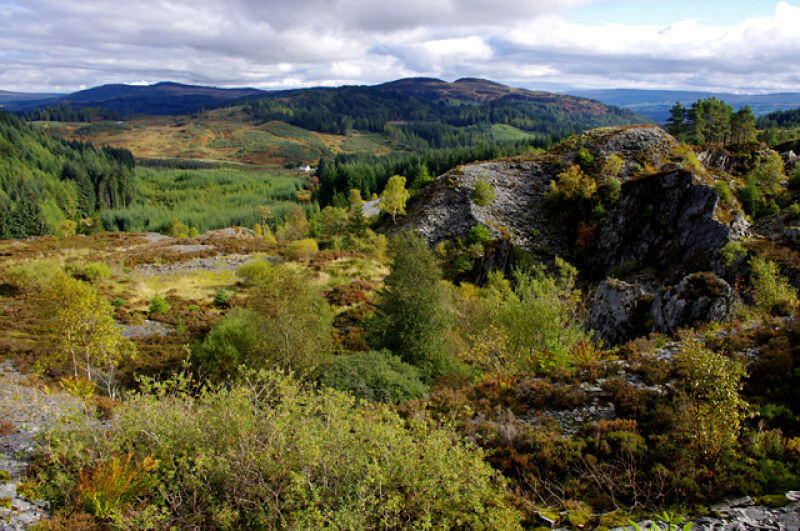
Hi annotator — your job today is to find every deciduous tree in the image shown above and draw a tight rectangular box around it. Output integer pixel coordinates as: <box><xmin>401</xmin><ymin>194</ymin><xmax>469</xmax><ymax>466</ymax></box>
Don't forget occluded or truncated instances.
<box><xmin>37</xmin><ymin>272</ymin><xmax>135</xmax><ymax>397</ymax></box>
<box><xmin>379</xmin><ymin>175</ymin><xmax>409</xmax><ymax>224</ymax></box>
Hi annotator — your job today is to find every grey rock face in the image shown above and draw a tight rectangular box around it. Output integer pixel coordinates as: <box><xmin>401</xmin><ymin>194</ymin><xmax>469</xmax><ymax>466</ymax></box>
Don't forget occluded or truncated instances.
<box><xmin>562</xmin><ymin>125</ymin><xmax>679</xmax><ymax>182</ymax></box>
<box><xmin>697</xmin><ymin>149</ymin><xmax>742</xmax><ymax>173</ymax></box>
<box><xmin>590</xmin><ymin>272</ymin><xmax>736</xmax><ymax>346</ymax></box>
<box><xmin>782</xmin><ymin>149</ymin><xmax>797</xmax><ymax>170</ymax></box>
<box><xmin>652</xmin><ymin>272</ymin><xmax>736</xmax><ymax>334</ymax></box>
<box><xmin>388</xmin><ymin>159</ymin><xmax>569</xmax><ymax>265</ymax></box>
<box><xmin>588</xmin><ymin>279</ymin><xmax>654</xmax><ymax>345</ymax></box>
<box><xmin>728</xmin><ymin>213</ymin><xmax>751</xmax><ymax>241</ymax></box>
<box><xmin>589</xmin><ymin>169</ymin><xmax>730</xmax><ymax>282</ymax></box>
<box><xmin>754</xmin><ymin>213</ymin><xmax>800</xmax><ymax>247</ymax></box>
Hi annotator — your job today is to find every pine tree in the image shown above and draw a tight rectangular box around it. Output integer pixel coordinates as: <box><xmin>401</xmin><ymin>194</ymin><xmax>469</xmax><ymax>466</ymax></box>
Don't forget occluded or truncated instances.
<box><xmin>665</xmin><ymin>102</ymin><xmax>687</xmax><ymax>140</ymax></box>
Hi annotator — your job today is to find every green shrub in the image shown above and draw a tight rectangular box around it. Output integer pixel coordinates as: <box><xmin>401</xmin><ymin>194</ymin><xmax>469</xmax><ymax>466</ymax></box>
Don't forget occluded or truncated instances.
<box><xmin>714</xmin><ymin>180</ymin><xmax>733</xmax><ymax>205</ymax></box>
<box><xmin>219</xmin><ymin>265</ymin><xmax>334</xmax><ymax>377</ymax></box>
<box><xmin>599</xmin><ymin>178</ymin><xmax>621</xmax><ymax>205</ymax></box>
<box><xmin>162</xmin><ymin>218</ymin><xmax>189</xmax><ymax>238</ymax></box>
<box><xmin>674</xmin><ymin>338</ymin><xmax>749</xmax><ymax>467</ymax></box>
<box><xmin>750</xmin><ymin>257</ymin><xmax>799</xmax><ymax>316</ymax></box>
<box><xmin>369</xmin><ymin>233</ymin><xmax>453</xmax><ymax>377</ymax></box>
<box><xmin>111</xmin><ymin>298</ymin><xmax>125</xmax><ymax>308</ymax></box>
<box><xmin>467</xmin><ymin>224</ymin><xmax>492</xmax><ymax>244</ymax></box>
<box><xmin>319</xmin><ymin>350</ymin><xmax>427</xmax><ymax>404</ymax></box>
<box><xmin>148</xmin><ymin>294</ymin><xmax>168</xmax><ymax>315</ymax></box>
<box><xmin>35</xmin><ymin>371</ymin><xmax>522</xmax><ymax>529</ymax></box>
<box><xmin>785</xmin><ymin>203</ymin><xmax>800</xmax><ymax>220</ymax></box>
<box><xmin>55</xmin><ymin>219</ymin><xmax>77</xmax><ymax>237</ymax></box>
<box><xmin>212</xmin><ymin>289</ymin><xmax>229</xmax><ymax>308</ymax></box>
<box><xmin>3</xmin><ymin>260</ymin><xmax>62</xmax><ymax>291</ymax></box>
<box><xmin>80</xmin><ymin>261</ymin><xmax>111</xmax><ymax>283</ymax></box>
<box><xmin>719</xmin><ymin>241</ymin><xmax>747</xmax><ymax>267</ymax></box>
<box><xmin>285</xmin><ymin>238</ymin><xmax>318</xmax><ymax>262</ymax></box>
<box><xmin>191</xmin><ymin>308</ymin><xmax>268</xmax><ymax>381</ymax></box>
<box><xmin>602</xmin><ymin>154</ymin><xmax>623</xmax><ymax>179</ymax></box>
<box><xmin>575</xmin><ymin>147</ymin><xmax>595</xmax><ymax>170</ymax></box>
<box><xmin>683</xmin><ymin>151</ymin><xmax>702</xmax><ymax>171</ymax></box>
<box><xmin>547</xmin><ymin>163</ymin><xmax>596</xmax><ymax>202</ymax></box>
<box><xmin>472</xmin><ymin>178</ymin><xmax>495</xmax><ymax>206</ymax></box>
<box><xmin>236</xmin><ymin>259</ymin><xmax>275</xmax><ymax>284</ymax></box>
<box><xmin>500</xmin><ymin>258</ymin><xmax>591</xmax><ymax>374</ymax></box>
<box><xmin>736</xmin><ymin>179</ymin><xmax>762</xmax><ymax>216</ymax></box>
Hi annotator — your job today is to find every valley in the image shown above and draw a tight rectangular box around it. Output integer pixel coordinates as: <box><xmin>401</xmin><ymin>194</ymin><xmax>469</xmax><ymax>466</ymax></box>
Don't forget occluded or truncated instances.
<box><xmin>1</xmin><ymin>76</ymin><xmax>800</xmax><ymax>530</ymax></box>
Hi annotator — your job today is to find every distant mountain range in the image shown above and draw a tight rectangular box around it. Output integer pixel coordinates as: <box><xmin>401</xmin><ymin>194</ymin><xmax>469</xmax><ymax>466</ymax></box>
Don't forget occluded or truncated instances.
<box><xmin>568</xmin><ymin>89</ymin><xmax>800</xmax><ymax>123</ymax></box>
<box><xmin>0</xmin><ymin>90</ymin><xmax>64</xmax><ymax>105</ymax></box>
<box><xmin>2</xmin><ymin>78</ymin><xmax>647</xmax><ymax>143</ymax></box>
<box><xmin>5</xmin><ymin>80</ymin><xmax>800</xmax><ymax>127</ymax></box>
<box><xmin>1</xmin><ymin>82</ymin><xmax>266</xmax><ymax>115</ymax></box>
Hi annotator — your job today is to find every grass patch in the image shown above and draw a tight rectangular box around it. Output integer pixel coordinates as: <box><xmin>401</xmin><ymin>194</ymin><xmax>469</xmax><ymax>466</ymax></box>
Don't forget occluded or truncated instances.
<box><xmin>131</xmin><ymin>269</ymin><xmax>237</xmax><ymax>304</ymax></box>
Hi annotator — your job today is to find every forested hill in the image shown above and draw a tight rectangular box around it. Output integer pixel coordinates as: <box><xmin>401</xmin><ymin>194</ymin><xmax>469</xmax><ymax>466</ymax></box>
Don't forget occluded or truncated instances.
<box><xmin>6</xmin><ymin>82</ymin><xmax>267</xmax><ymax>117</ymax></box>
<box><xmin>241</xmin><ymin>77</ymin><xmax>647</xmax><ymax>141</ymax></box>
<box><xmin>0</xmin><ymin>110</ymin><xmax>135</xmax><ymax>239</ymax></box>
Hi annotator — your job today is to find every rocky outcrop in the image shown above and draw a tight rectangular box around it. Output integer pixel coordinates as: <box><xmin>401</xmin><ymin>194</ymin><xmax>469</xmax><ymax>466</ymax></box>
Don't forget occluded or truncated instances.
<box><xmin>782</xmin><ymin>149</ymin><xmax>798</xmax><ymax>171</ymax></box>
<box><xmin>588</xmin><ymin>169</ymin><xmax>730</xmax><ymax>282</ymax></box>
<box><xmin>589</xmin><ymin>272</ymin><xmax>736</xmax><ymax>345</ymax></box>
<box><xmin>587</xmin><ymin>279</ymin><xmax>653</xmax><ymax>345</ymax></box>
<box><xmin>388</xmin><ymin>159</ymin><xmax>569</xmax><ymax>266</ymax></box>
<box><xmin>392</xmin><ymin>127</ymin><xmax>731</xmax><ymax>279</ymax></box>
<box><xmin>556</xmin><ymin>125</ymin><xmax>680</xmax><ymax>182</ymax></box>
<box><xmin>389</xmin><ymin>125</ymin><xmax>741</xmax><ymax>337</ymax></box>
<box><xmin>754</xmin><ymin>213</ymin><xmax>800</xmax><ymax>248</ymax></box>
<box><xmin>617</xmin><ymin>493</ymin><xmax>800</xmax><ymax>531</ymax></box>
<box><xmin>652</xmin><ymin>272</ymin><xmax>735</xmax><ymax>334</ymax></box>
<box><xmin>0</xmin><ymin>361</ymin><xmax>83</xmax><ymax>530</ymax></box>
<box><xmin>697</xmin><ymin>149</ymin><xmax>741</xmax><ymax>173</ymax></box>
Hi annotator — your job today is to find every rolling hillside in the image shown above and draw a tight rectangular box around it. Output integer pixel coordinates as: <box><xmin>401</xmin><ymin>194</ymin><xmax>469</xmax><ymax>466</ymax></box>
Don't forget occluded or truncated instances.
<box><xmin>42</xmin><ymin>107</ymin><xmax>393</xmax><ymax>165</ymax></box>
<box><xmin>244</xmin><ymin>77</ymin><xmax>646</xmax><ymax>140</ymax></box>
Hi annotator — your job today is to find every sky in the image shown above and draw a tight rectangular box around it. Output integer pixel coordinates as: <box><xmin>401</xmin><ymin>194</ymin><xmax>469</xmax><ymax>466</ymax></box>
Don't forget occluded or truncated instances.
<box><xmin>1</xmin><ymin>0</ymin><xmax>799</xmax><ymax>94</ymax></box>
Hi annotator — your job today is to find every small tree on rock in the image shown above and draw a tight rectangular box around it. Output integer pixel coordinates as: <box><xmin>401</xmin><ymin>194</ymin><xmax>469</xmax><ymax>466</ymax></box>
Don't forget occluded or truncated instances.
<box><xmin>380</xmin><ymin>175</ymin><xmax>410</xmax><ymax>224</ymax></box>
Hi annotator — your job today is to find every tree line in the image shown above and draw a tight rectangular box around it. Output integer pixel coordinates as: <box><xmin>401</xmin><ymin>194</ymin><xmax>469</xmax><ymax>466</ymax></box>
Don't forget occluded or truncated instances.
<box><xmin>22</xmin><ymin>104</ymin><xmax>121</xmax><ymax>123</ymax></box>
<box><xmin>756</xmin><ymin>106</ymin><xmax>800</xmax><ymax>130</ymax></box>
<box><xmin>665</xmin><ymin>97</ymin><xmax>757</xmax><ymax>145</ymax></box>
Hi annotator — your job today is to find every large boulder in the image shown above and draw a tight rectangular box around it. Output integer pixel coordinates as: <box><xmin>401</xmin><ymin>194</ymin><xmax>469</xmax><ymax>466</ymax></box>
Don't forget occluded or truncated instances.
<box><xmin>651</xmin><ymin>272</ymin><xmax>736</xmax><ymax>334</ymax></box>
<box><xmin>588</xmin><ymin>279</ymin><xmax>654</xmax><ymax>346</ymax></box>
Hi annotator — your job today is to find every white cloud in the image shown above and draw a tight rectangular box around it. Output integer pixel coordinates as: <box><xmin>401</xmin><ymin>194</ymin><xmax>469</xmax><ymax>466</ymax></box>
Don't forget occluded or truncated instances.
<box><xmin>0</xmin><ymin>0</ymin><xmax>799</xmax><ymax>93</ymax></box>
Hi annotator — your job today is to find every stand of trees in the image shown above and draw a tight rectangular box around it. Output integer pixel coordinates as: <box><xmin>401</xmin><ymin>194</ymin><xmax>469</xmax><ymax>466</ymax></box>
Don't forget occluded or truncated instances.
<box><xmin>666</xmin><ymin>98</ymin><xmax>756</xmax><ymax>145</ymax></box>
<box><xmin>315</xmin><ymin>137</ymin><xmax>556</xmax><ymax>207</ymax></box>
<box><xmin>23</xmin><ymin>104</ymin><xmax>121</xmax><ymax>123</ymax></box>
<box><xmin>756</xmin><ymin>106</ymin><xmax>800</xmax><ymax>130</ymax></box>
<box><xmin>0</xmin><ymin>110</ymin><xmax>135</xmax><ymax>239</ymax></box>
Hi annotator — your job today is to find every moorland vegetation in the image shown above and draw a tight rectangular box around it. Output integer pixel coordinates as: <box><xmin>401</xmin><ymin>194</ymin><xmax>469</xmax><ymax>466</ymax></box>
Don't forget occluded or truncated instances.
<box><xmin>1</xmin><ymin>93</ymin><xmax>800</xmax><ymax>529</ymax></box>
